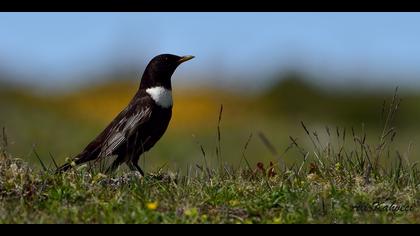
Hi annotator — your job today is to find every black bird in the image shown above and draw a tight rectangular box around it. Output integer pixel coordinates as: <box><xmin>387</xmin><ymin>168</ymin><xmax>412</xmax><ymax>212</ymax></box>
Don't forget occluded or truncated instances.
<box><xmin>57</xmin><ymin>54</ymin><xmax>194</xmax><ymax>175</ymax></box>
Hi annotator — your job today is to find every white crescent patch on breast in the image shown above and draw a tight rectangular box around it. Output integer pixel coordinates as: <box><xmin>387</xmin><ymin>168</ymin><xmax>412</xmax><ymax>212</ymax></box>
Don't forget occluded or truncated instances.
<box><xmin>146</xmin><ymin>86</ymin><xmax>173</xmax><ymax>108</ymax></box>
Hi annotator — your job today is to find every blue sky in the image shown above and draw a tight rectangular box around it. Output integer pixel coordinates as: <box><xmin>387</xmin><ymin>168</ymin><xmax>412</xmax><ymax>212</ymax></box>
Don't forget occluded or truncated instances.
<box><xmin>1</xmin><ymin>13</ymin><xmax>420</xmax><ymax>90</ymax></box>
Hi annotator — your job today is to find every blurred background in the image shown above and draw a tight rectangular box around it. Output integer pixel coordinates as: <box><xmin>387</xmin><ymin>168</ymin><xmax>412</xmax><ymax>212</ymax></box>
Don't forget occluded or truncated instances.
<box><xmin>1</xmin><ymin>13</ymin><xmax>420</xmax><ymax>171</ymax></box>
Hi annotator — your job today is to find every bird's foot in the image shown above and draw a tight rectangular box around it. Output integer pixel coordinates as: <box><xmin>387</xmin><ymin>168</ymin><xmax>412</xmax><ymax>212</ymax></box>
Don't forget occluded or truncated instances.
<box><xmin>129</xmin><ymin>170</ymin><xmax>144</xmax><ymax>179</ymax></box>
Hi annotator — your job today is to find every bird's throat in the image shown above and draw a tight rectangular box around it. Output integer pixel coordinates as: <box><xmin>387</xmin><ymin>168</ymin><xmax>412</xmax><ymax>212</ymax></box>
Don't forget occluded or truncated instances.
<box><xmin>145</xmin><ymin>86</ymin><xmax>173</xmax><ymax>108</ymax></box>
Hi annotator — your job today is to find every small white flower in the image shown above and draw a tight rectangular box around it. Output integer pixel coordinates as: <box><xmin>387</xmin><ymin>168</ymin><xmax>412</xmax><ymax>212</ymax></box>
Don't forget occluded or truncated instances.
<box><xmin>10</xmin><ymin>163</ymin><xmax>18</xmax><ymax>173</ymax></box>
<box><xmin>307</xmin><ymin>173</ymin><xmax>319</xmax><ymax>182</ymax></box>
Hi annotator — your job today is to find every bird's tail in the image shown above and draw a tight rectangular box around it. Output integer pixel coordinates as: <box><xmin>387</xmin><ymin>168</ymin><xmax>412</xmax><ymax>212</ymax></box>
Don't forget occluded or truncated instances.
<box><xmin>56</xmin><ymin>156</ymin><xmax>82</xmax><ymax>173</ymax></box>
<box><xmin>55</xmin><ymin>151</ymin><xmax>93</xmax><ymax>174</ymax></box>
<box><xmin>56</xmin><ymin>162</ymin><xmax>72</xmax><ymax>173</ymax></box>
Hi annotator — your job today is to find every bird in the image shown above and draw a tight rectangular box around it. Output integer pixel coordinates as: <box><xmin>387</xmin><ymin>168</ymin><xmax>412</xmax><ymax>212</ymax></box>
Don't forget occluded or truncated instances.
<box><xmin>57</xmin><ymin>54</ymin><xmax>194</xmax><ymax>175</ymax></box>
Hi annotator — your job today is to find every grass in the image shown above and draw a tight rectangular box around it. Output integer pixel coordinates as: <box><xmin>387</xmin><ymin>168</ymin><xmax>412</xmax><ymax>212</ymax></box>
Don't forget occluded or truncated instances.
<box><xmin>0</xmin><ymin>91</ymin><xmax>419</xmax><ymax>223</ymax></box>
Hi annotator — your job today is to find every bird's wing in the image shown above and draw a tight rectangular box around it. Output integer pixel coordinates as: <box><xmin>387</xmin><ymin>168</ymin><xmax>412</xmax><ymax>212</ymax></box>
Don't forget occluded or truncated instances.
<box><xmin>98</xmin><ymin>96</ymin><xmax>153</xmax><ymax>158</ymax></box>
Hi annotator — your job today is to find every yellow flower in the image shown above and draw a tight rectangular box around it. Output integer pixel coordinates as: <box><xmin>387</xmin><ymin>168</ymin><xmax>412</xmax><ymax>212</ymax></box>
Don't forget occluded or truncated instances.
<box><xmin>91</xmin><ymin>173</ymin><xmax>107</xmax><ymax>184</ymax></box>
<box><xmin>273</xmin><ymin>217</ymin><xmax>282</xmax><ymax>224</ymax></box>
<box><xmin>146</xmin><ymin>201</ymin><xmax>158</xmax><ymax>210</ymax></box>
<box><xmin>335</xmin><ymin>162</ymin><xmax>341</xmax><ymax>171</ymax></box>
<box><xmin>229</xmin><ymin>200</ymin><xmax>240</xmax><ymax>206</ymax></box>
<box><xmin>201</xmin><ymin>214</ymin><xmax>208</xmax><ymax>222</ymax></box>
<box><xmin>184</xmin><ymin>207</ymin><xmax>198</xmax><ymax>217</ymax></box>
<box><xmin>244</xmin><ymin>219</ymin><xmax>253</xmax><ymax>224</ymax></box>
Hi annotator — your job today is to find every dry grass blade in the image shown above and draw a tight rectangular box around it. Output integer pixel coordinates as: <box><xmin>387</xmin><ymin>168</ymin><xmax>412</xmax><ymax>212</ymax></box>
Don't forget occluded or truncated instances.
<box><xmin>301</xmin><ymin>121</ymin><xmax>310</xmax><ymax>136</ymax></box>
<box><xmin>49</xmin><ymin>152</ymin><xmax>58</xmax><ymax>169</ymax></box>
<box><xmin>364</xmin><ymin>163</ymin><xmax>372</xmax><ymax>185</ymax></box>
<box><xmin>258</xmin><ymin>131</ymin><xmax>287</xmax><ymax>170</ymax></box>
<box><xmin>2</xmin><ymin>126</ymin><xmax>7</xmax><ymax>147</ymax></box>
<box><xmin>192</xmin><ymin>135</ymin><xmax>211</xmax><ymax>179</ymax></box>
<box><xmin>33</xmin><ymin>147</ymin><xmax>47</xmax><ymax>171</ymax></box>
<box><xmin>240</xmin><ymin>133</ymin><xmax>253</xmax><ymax>171</ymax></box>
<box><xmin>297</xmin><ymin>152</ymin><xmax>309</xmax><ymax>176</ymax></box>
<box><xmin>200</xmin><ymin>144</ymin><xmax>206</xmax><ymax>159</ymax></box>
<box><xmin>216</xmin><ymin>104</ymin><xmax>223</xmax><ymax>164</ymax></box>
<box><xmin>1</xmin><ymin>126</ymin><xmax>8</xmax><ymax>158</ymax></box>
<box><xmin>301</xmin><ymin>121</ymin><xmax>322</xmax><ymax>157</ymax></box>
<box><xmin>381</xmin><ymin>100</ymin><xmax>387</xmax><ymax>123</ymax></box>
<box><xmin>289</xmin><ymin>136</ymin><xmax>307</xmax><ymax>157</ymax></box>
<box><xmin>374</xmin><ymin>87</ymin><xmax>401</xmax><ymax>170</ymax></box>
<box><xmin>336</xmin><ymin>126</ymin><xmax>340</xmax><ymax>139</ymax></box>
<box><xmin>258</xmin><ymin>131</ymin><xmax>279</xmax><ymax>157</ymax></box>
<box><xmin>342</xmin><ymin>127</ymin><xmax>346</xmax><ymax>143</ymax></box>
<box><xmin>312</xmin><ymin>131</ymin><xmax>325</xmax><ymax>151</ymax></box>
<box><xmin>325</xmin><ymin>126</ymin><xmax>331</xmax><ymax>137</ymax></box>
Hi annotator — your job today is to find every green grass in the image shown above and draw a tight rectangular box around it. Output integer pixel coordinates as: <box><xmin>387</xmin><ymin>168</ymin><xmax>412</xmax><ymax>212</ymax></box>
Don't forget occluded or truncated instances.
<box><xmin>0</xmin><ymin>94</ymin><xmax>419</xmax><ymax>223</ymax></box>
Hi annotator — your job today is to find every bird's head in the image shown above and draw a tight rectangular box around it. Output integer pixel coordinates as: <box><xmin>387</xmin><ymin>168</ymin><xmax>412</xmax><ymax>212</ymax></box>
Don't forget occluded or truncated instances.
<box><xmin>140</xmin><ymin>54</ymin><xmax>194</xmax><ymax>90</ymax></box>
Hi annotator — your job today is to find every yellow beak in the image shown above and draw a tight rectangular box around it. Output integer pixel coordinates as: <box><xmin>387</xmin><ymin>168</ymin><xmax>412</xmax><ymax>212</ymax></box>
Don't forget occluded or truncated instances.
<box><xmin>178</xmin><ymin>55</ymin><xmax>195</xmax><ymax>63</ymax></box>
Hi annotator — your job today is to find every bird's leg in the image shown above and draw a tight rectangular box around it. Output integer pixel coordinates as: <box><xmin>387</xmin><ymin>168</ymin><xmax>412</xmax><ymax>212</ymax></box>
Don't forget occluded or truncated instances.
<box><xmin>133</xmin><ymin>139</ymin><xmax>146</xmax><ymax>177</ymax></box>
<box><xmin>133</xmin><ymin>161</ymin><xmax>145</xmax><ymax>176</ymax></box>
<box><xmin>126</xmin><ymin>157</ymin><xmax>145</xmax><ymax>176</ymax></box>
<box><xmin>127</xmin><ymin>132</ymin><xmax>145</xmax><ymax>176</ymax></box>
<box><xmin>135</xmin><ymin>164</ymin><xmax>145</xmax><ymax>176</ymax></box>
<box><xmin>126</xmin><ymin>162</ymin><xmax>136</xmax><ymax>171</ymax></box>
